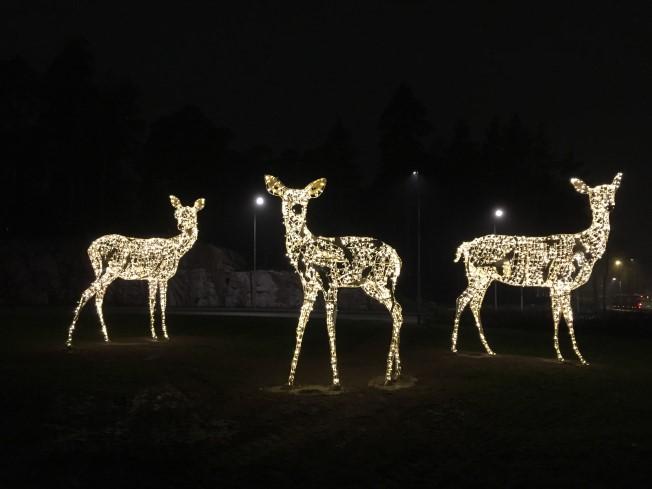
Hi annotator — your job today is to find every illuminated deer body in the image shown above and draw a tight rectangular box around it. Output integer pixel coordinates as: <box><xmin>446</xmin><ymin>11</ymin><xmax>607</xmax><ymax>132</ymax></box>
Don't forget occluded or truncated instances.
<box><xmin>265</xmin><ymin>175</ymin><xmax>403</xmax><ymax>387</ymax></box>
<box><xmin>452</xmin><ymin>173</ymin><xmax>622</xmax><ymax>364</ymax></box>
<box><xmin>66</xmin><ymin>196</ymin><xmax>205</xmax><ymax>348</ymax></box>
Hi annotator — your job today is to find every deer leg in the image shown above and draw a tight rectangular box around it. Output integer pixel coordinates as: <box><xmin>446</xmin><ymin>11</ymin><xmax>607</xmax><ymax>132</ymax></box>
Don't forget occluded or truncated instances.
<box><xmin>388</xmin><ymin>299</ymin><xmax>403</xmax><ymax>382</ymax></box>
<box><xmin>562</xmin><ymin>292</ymin><xmax>588</xmax><ymax>365</ymax></box>
<box><xmin>95</xmin><ymin>283</ymin><xmax>112</xmax><ymax>343</ymax></box>
<box><xmin>362</xmin><ymin>283</ymin><xmax>403</xmax><ymax>384</ymax></box>
<box><xmin>452</xmin><ymin>285</ymin><xmax>475</xmax><ymax>352</ymax></box>
<box><xmin>159</xmin><ymin>281</ymin><xmax>169</xmax><ymax>340</ymax></box>
<box><xmin>288</xmin><ymin>288</ymin><xmax>317</xmax><ymax>387</ymax></box>
<box><xmin>324</xmin><ymin>292</ymin><xmax>340</xmax><ymax>388</ymax></box>
<box><xmin>550</xmin><ymin>291</ymin><xmax>564</xmax><ymax>362</ymax></box>
<box><xmin>469</xmin><ymin>278</ymin><xmax>495</xmax><ymax>355</ymax></box>
<box><xmin>148</xmin><ymin>281</ymin><xmax>159</xmax><ymax>340</ymax></box>
<box><xmin>67</xmin><ymin>274</ymin><xmax>113</xmax><ymax>348</ymax></box>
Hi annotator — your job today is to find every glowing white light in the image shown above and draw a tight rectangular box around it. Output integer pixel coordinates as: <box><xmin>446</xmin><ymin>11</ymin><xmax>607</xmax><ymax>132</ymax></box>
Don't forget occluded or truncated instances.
<box><xmin>412</xmin><ymin>171</ymin><xmax>419</xmax><ymax>176</ymax></box>
<box><xmin>265</xmin><ymin>175</ymin><xmax>404</xmax><ymax>387</ymax></box>
<box><xmin>255</xmin><ymin>196</ymin><xmax>265</xmax><ymax>206</ymax></box>
<box><xmin>612</xmin><ymin>277</ymin><xmax>617</xmax><ymax>281</ymax></box>
<box><xmin>494</xmin><ymin>208</ymin><xmax>504</xmax><ymax>218</ymax></box>
<box><xmin>452</xmin><ymin>173</ymin><xmax>622</xmax><ymax>365</ymax></box>
<box><xmin>614</xmin><ymin>259</ymin><xmax>622</xmax><ymax>266</ymax></box>
<box><xmin>66</xmin><ymin>196</ymin><xmax>205</xmax><ymax>348</ymax></box>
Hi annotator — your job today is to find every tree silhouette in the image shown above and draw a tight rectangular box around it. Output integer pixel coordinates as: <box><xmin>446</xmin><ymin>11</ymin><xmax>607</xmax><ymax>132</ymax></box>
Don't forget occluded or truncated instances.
<box><xmin>378</xmin><ymin>82</ymin><xmax>431</xmax><ymax>183</ymax></box>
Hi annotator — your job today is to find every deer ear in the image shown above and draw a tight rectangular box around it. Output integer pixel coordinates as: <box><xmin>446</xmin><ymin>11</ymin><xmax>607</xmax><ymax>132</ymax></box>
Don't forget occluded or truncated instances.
<box><xmin>265</xmin><ymin>175</ymin><xmax>286</xmax><ymax>197</ymax></box>
<box><xmin>570</xmin><ymin>178</ymin><xmax>589</xmax><ymax>194</ymax></box>
<box><xmin>170</xmin><ymin>195</ymin><xmax>182</xmax><ymax>209</ymax></box>
<box><xmin>612</xmin><ymin>172</ymin><xmax>623</xmax><ymax>188</ymax></box>
<box><xmin>194</xmin><ymin>198</ymin><xmax>205</xmax><ymax>211</ymax></box>
<box><xmin>305</xmin><ymin>178</ymin><xmax>327</xmax><ymax>198</ymax></box>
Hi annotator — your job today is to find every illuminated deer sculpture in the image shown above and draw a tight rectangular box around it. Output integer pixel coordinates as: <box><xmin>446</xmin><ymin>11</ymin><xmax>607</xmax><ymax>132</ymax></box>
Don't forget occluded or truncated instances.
<box><xmin>452</xmin><ymin>173</ymin><xmax>622</xmax><ymax>364</ymax></box>
<box><xmin>66</xmin><ymin>196</ymin><xmax>205</xmax><ymax>348</ymax></box>
<box><xmin>265</xmin><ymin>175</ymin><xmax>403</xmax><ymax>387</ymax></box>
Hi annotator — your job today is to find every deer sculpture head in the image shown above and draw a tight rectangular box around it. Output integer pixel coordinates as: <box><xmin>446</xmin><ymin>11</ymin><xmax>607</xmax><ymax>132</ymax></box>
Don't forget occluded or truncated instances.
<box><xmin>264</xmin><ymin>175</ymin><xmax>326</xmax><ymax>232</ymax></box>
<box><xmin>571</xmin><ymin>172</ymin><xmax>622</xmax><ymax>216</ymax></box>
<box><xmin>170</xmin><ymin>195</ymin><xmax>205</xmax><ymax>235</ymax></box>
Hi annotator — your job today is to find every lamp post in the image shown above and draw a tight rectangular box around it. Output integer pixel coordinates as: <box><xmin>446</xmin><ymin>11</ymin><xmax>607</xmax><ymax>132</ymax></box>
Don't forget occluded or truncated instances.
<box><xmin>412</xmin><ymin>171</ymin><xmax>422</xmax><ymax>325</ymax></box>
<box><xmin>252</xmin><ymin>196</ymin><xmax>265</xmax><ymax>307</ymax></box>
<box><xmin>492</xmin><ymin>208</ymin><xmax>503</xmax><ymax>310</ymax></box>
<box><xmin>613</xmin><ymin>259</ymin><xmax>623</xmax><ymax>294</ymax></box>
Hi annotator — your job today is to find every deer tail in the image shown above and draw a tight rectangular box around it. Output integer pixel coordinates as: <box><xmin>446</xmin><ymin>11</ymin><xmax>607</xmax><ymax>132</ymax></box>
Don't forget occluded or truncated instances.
<box><xmin>454</xmin><ymin>242</ymin><xmax>470</xmax><ymax>263</ymax></box>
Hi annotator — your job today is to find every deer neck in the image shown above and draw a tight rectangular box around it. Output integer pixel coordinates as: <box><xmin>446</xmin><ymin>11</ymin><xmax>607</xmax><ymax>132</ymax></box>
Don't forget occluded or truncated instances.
<box><xmin>284</xmin><ymin>221</ymin><xmax>312</xmax><ymax>267</ymax></box>
<box><xmin>172</xmin><ymin>228</ymin><xmax>198</xmax><ymax>258</ymax></box>
<box><xmin>580</xmin><ymin>207</ymin><xmax>610</xmax><ymax>261</ymax></box>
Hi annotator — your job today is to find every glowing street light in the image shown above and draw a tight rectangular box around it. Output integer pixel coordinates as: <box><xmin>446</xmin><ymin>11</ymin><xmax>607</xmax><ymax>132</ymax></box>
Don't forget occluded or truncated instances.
<box><xmin>614</xmin><ymin>259</ymin><xmax>622</xmax><ymax>267</ymax></box>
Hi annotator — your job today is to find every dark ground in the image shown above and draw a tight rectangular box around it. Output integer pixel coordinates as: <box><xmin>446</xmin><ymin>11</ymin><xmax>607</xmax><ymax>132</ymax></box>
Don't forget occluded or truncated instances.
<box><xmin>1</xmin><ymin>307</ymin><xmax>651</xmax><ymax>488</ymax></box>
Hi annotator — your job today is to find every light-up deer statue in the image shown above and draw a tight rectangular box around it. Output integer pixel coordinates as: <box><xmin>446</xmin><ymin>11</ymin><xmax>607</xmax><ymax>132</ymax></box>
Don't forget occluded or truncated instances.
<box><xmin>265</xmin><ymin>175</ymin><xmax>404</xmax><ymax>387</ymax></box>
<box><xmin>452</xmin><ymin>173</ymin><xmax>622</xmax><ymax>364</ymax></box>
<box><xmin>66</xmin><ymin>196</ymin><xmax>205</xmax><ymax>348</ymax></box>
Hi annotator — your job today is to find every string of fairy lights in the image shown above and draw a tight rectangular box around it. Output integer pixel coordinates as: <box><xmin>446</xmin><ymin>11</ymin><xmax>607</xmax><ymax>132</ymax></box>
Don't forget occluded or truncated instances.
<box><xmin>451</xmin><ymin>173</ymin><xmax>622</xmax><ymax>364</ymax></box>
<box><xmin>264</xmin><ymin>175</ymin><xmax>404</xmax><ymax>387</ymax></box>
<box><xmin>65</xmin><ymin>173</ymin><xmax>624</xmax><ymax>383</ymax></box>
<box><xmin>66</xmin><ymin>196</ymin><xmax>205</xmax><ymax>348</ymax></box>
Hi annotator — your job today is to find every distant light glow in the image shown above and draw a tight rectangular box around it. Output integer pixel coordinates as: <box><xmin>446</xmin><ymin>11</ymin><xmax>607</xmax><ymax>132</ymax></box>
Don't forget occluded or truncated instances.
<box><xmin>494</xmin><ymin>208</ymin><xmax>504</xmax><ymax>218</ymax></box>
<box><xmin>612</xmin><ymin>277</ymin><xmax>617</xmax><ymax>281</ymax></box>
<box><xmin>614</xmin><ymin>259</ymin><xmax>622</xmax><ymax>266</ymax></box>
<box><xmin>412</xmin><ymin>170</ymin><xmax>419</xmax><ymax>176</ymax></box>
<box><xmin>255</xmin><ymin>196</ymin><xmax>265</xmax><ymax>206</ymax></box>
<box><xmin>265</xmin><ymin>175</ymin><xmax>404</xmax><ymax>387</ymax></box>
<box><xmin>452</xmin><ymin>173</ymin><xmax>622</xmax><ymax>365</ymax></box>
<box><xmin>66</xmin><ymin>196</ymin><xmax>205</xmax><ymax>347</ymax></box>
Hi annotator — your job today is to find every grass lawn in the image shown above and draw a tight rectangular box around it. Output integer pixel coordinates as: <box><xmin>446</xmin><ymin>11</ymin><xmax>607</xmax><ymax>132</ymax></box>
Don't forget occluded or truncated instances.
<box><xmin>1</xmin><ymin>307</ymin><xmax>651</xmax><ymax>488</ymax></box>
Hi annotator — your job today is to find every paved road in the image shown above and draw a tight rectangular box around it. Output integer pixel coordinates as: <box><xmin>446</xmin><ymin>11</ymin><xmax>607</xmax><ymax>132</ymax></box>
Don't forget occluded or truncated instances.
<box><xmin>105</xmin><ymin>306</ymin><xmax>420</xmax><ymax>324</ymax></box>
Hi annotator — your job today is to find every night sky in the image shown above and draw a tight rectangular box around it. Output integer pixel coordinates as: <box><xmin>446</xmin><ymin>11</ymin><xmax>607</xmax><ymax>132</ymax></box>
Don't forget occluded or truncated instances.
<box><xmin>2</xmin><ymin>0</ymin><xmax>651</xmax><ymax>262</ymax></box>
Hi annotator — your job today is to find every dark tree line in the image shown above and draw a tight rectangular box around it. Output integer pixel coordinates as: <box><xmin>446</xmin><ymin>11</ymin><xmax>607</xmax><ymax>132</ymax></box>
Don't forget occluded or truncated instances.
<box><xmin>1</xmin><ymin>39</ymin><xmax>589</xmax><ymax>301</ymax></box>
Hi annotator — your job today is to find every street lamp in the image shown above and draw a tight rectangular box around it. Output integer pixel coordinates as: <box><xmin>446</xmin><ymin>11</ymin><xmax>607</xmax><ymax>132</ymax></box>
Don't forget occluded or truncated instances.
<box><xmin>612</xmin><ymin>276</ymin><xmax>622</xmax><ymax>292</ymax></box>
<box><xmin>412</xmin><ymin>170</ymin><xmax>422</xmax><ymax>325</ymax></box>
<box><xmin>252</xmin><ymin>195</ymin><xmax>265</xmax><ymax>307</ymax></box>
<box><xmin>493</xmin><ymin>208</ymin><xmax>504</xmax><ymax>233</ymax></box>
<box><xmin>492</xmin><ymin>208</ymin><xmax>504</xmax><ymax>309</ymax></box>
